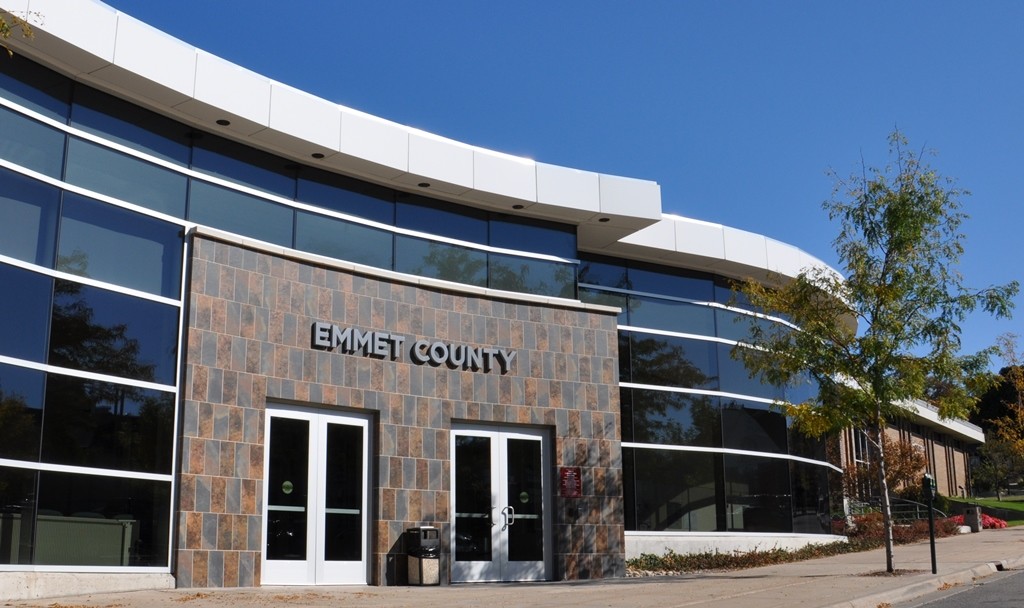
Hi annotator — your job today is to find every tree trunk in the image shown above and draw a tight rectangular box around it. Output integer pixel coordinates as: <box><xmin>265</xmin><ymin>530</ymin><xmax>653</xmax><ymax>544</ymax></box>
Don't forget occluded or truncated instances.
<box><xmin>874</xmin><ymin>416</ymin><xmax>896</xmax><ymax>573</ymax></box>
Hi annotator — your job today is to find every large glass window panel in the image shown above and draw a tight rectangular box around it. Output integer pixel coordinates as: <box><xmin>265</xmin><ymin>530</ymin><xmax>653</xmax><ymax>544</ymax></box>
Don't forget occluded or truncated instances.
<box><xmin>0</xmin><ymin>466</ymin><xmax>39</xmax><ymax>565</ymax></box>
<box><xmin>57</xmin><ymin>194</ymin><xmax>184</xmax><ymax>298</ymax></box>
<box><xmin>578</xmin><ymin>288</ymin><xmax>627</xmax><ymax>325</ymax></box>
<box><xmin>0</xmin><ymin>264</ymin><xmax>52</xmax><ymax>363</ymax></box>
<box><xmin>189</xmin><ymin>180</ymin><xmax>294</xmax><ymax>247</ymax></box>
<box><xmin>488</xmin><ymin>253</ymin><xmax>575</xmax><ymax>298</ymax></box>
<box><xmin>0</xmin><ymin>54</ymin><xmax>71</xmax><ymax>121</ymax></box>
<box><xmin>36</xmin><ymin>471</ymin><xmax>171</xmax><ymax>567</ymax></box>
<box><xmin>788</xmin><ymin>425</ymin><xmax>828</xmax><ymax>462</ymax></box>
<box><xmin>721</xmin><ymin>398</ymin><xmax>788</xmax><ymax>454</ymax></box>
<box><xmin>64</xmin><ymin>138</ymin><xmax>188</xmax><ymax>218</ymax></box>
<box><xmin>489</xmin><ymin>216</ymin><xmax>576</xmax><ymax>259</ymax></box>
<box><xmin>394</xmin><ymin>235</ymin><xmax>486</xmax><ymax>287</ymax></box>
<box><xmin>629</xmin><ymin>296</ymin><xmax>715</xmax><ymax>336</ymax></box>
<box><xmin>0</xmin><ymin>106</ymin><xmax>65</xmax><ymax>178</ymax></box>
<box><xmin>626</xmin><ymin>388</ymin><xmax>721</xmax><ymax>447</ymax></box>
<box><xmin>396</xmin><ymin>195</ymin><xmax>487</xmax><ymax>245</ymax></box>
<box><xmin>295</xmin><ymin>210</ymin><xmax>393</xmax><ymax>269</ymax></box>
<box><xmin>714</xmin><ymin>308</ymin><xmax>771</xmax><ymax>342</ymax></box>
<box><xmin>723</xmin><ymin>454</ymin><xmax>792</xmax><ymax>533</ymax></box>
<box><xmin>577</xmin><ymin>256</ymin><xmax>629</xmax><ymax>289</ymax></box>
<box><xmin>70</xmin><ymin>87</ymin><xmax>190</xmax><ymax>166</ymax></box>
<box><xmin>40</xmin><ymin>374</ymin><xmax>174</xmax><ymax>474</ymax></box>
<box><xmin>192</xmin><ymin>136</ymin><xmax>296</xmax><ymax>197</ymax></box>
<box><xmin>0</xmin><ymin>363</ymin><xmax>45</xmax><ymax>461</ymax></box>
<box><xmin>618</xmin><ymin>332</ymin><xmax>632</xmax><ymax>383</ymax></box>
<box><xmin>49</xmin><ymin>280</ymin><xmax>179</xmax><ymax>385</ymax></box>
<box><xmin>629</xmin><ymin>266</ymin><xmax>714</xmax><ymax>302</ymax></box>
<box><xmin>0</xmin><ymin>167</ymin><xmax>60</xmax><ymax>266</ymax></box>
<box><xmin>791</xmin><ymin>461</ymin><xmax>831</xmax><ymax>534</ymax></box>
<box><xmin>717</xmin><ymin>343</ymin><xmax>784</xmax><ymax>401</ymax></box>
<box><xmin>624</xmin><ymin>447</ymin><xmax>723</xmax><ymax>532</ymax></box>
<box><xmin>626</xmin><ymin>331</ymin><xmax>718</xmax><ymax>390</ymax></box>
<box><xmin>785</xmin><ymin>371</ymin><xmax>819</xmax><ymax>406</ymax></box>
<box><xmin>297</xmin><ymin>171</ymin><xmax>395</xmax><ymax>224</ymax></box>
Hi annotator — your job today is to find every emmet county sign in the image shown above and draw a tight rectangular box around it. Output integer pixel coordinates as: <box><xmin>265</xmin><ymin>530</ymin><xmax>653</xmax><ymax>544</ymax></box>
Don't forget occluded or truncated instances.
<box><xmin>311</xmin><ymin>322</ymin><xmax>517</xmax><ymax>375</ymax></box>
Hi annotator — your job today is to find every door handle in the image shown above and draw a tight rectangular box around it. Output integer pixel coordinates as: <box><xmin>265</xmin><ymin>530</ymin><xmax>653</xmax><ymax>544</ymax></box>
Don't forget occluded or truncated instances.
<box><xmin>505</xmin><ymin>505</ymin><xmax>515</xmax><ymax>526</ymax></box>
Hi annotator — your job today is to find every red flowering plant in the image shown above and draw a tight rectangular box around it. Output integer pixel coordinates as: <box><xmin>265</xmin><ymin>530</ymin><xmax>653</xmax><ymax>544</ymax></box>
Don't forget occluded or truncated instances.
<box><xmin>948</xmin><ymin>513</ymin><xmax>1008</xmax><ymax>529</ymax></box>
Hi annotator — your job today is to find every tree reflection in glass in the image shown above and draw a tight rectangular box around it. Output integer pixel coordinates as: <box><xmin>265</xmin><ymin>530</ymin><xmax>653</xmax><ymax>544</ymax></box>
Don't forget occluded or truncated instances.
<box><xmin>48</xmin><ymin>268</ymin><xmax>177</xmax><ymax>385</ymax></box>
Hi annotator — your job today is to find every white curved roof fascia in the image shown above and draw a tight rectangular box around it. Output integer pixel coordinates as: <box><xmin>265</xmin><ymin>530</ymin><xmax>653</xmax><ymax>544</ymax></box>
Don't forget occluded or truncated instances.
<box><xmin>5</xmin><ymin>1</ymin><xmax>835</xmax><ymax>287</ymax></box>
<box><xmin>7</xmin><ymin>1</ymin><xmax>666</xmax><ymax>230</ymax></box>
<box><xmin>591</xmin><ymin>212</ymin><xmax>841</xmax><ymax>285</ymax></box>
<box><xmin>902</xmin><ymin>399</ymin><xmax>985</xmax><ymax>445</ymax></box>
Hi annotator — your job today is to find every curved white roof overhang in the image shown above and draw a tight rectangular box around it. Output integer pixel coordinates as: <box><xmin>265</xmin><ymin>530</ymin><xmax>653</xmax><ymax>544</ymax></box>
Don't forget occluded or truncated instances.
<box><xmin>4</xmin><ymin>0</ymin><xmax>835</xmax><ymax>289</ymax></box>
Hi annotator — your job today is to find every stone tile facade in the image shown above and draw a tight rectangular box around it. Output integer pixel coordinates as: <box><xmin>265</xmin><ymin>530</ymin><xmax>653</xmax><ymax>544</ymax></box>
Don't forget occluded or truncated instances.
<box><xmin>175</xmin><ymin>236</ymin><xmax>624</xmax><ymax>587</ymax></box>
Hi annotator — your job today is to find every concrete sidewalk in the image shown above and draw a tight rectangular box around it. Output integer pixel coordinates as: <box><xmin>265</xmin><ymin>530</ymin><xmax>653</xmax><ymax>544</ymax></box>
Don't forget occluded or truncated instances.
<box><xmin>10</xmin><ymin>528</ymin><xmax>1024</xmax><ymax>608</ymax></box>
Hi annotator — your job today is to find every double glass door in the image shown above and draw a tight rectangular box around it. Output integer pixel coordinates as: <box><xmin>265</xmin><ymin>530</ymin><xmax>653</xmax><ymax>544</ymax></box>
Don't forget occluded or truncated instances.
<box><xmin>262</xmin><ymin>406</ymin><xmax>369</xmax><ymax>585</ymax></box>
<box><xmin>451</xmin><ymin>426</ymin><xmax>550</xmax><ymax>582</ymax></box>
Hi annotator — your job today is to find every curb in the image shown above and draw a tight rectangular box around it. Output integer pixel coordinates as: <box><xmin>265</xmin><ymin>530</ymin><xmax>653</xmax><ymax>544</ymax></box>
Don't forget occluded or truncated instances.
<box><xmin>826</xmin><ymin>559</ymin><xmax>1019</xmax><ymax>608</ymax></box>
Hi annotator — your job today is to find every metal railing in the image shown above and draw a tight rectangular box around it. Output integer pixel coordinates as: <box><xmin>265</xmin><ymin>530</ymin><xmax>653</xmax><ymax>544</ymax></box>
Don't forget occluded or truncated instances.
<box><xmin>849</xmin><ymin>497</ymin><xmax>947</xmax><ymax>522</ymax></box>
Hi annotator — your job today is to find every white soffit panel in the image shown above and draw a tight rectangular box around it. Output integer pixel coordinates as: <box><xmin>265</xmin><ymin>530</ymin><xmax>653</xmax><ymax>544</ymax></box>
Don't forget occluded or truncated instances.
<box><xmin>599</xmin><ymin>174</ymin><xmax>661</xmax><ymax>221</ymax></box>
<box><xmin>723</xmin><ymin>226</ymin><xmax>769</xmax><ymax>268</ymax></box>
<box><xmin>184</xmin><ymin>49</ymin><xmax>271</xmax><ymax>132</ymax></box>
<box><xmin>401</xmin><ymin>130</ymin><xmax>474</xmax><ymax>193</ymax></box>
<box><xmin>338</xmin><ymin>108</ymin><xmax>409</xmax><ymax>178</ymax></box>
<box><xmin>536</xmin><ymin>163</ymin><xmax>601</xmax><ymax>214</ymax></box>
<box><xmin>261</xmin><ymin>82</ymin><xmax>342</xmax><ymax>152</ymax></box>
<box><xmin>618</xmin><ymin>218</ymin><xmax>677</xmax><ymax>251</ymax></box>
<box><xmin>674</xmin><ymin>217</ymin><xmax>727</xmax><ymax>261</ymax></box>
<box><xmin>765</xmin><ymin>237</ymin><xmax>805</xmax><ymax>277</ymax></box>
<box><xmin>473</xmin><ymin>149</ymin><xmax>537</xmax><ymax>203</ymax></box>
<box><xmin>28</xmin><ymin>0</ymin><xmax>116</xmax><ymax>68</ymax></box>
<box><xmin>107</xmin><ymin>13</ymin><xmax>195</xmax><ymax>101</ymax></box>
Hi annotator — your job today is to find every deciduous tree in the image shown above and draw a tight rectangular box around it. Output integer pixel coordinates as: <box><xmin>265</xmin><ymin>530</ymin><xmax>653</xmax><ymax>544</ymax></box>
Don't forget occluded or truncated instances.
<box><xmin>1</xmin><ymin>9</ymin><xmax>33</xmax><ymax>57</ymax></box>
<box><xmin>733</xmin><ymin>130</ymin><xmax>1018</xmax><ymax>573</ymax></box>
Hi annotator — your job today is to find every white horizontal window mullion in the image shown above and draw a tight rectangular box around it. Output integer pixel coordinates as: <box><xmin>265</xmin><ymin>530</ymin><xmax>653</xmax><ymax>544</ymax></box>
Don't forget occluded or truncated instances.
<box><xmin>0</xmin><ymin>457</ymin><xmax>175</xmax><ymax>482</ymax></box>
<box><xmin>619</xmin><ymin>325</ymin><xmax>736</xmax><ymax>346</ymax></box>
<box><xmin>581</xmin><ymin>283</ymin><xmax>795</xmax><ymax>327</ymax></box>
<box><xmin>0</xmin><ymin>157</ymin><xmax>190</xmax><ymax>231</ymax></box>
<box><xmin>0</xmin><ymin>354</ymin><xmax>177</xmax><ymax>394</ymax></box>
<box><xmin>622</xmin><ymin>441</ymin><xmax>841</xmax><ymax>473</ymax></box>
<box><xmin>619</xmin><ymin>381</ymin><xmax>778</xmax><ymax>406</ymax></box>
<box><xmin>0</xmin><ymin>253</ymin><xmax>181</xmax><ymax>307</ymax></box>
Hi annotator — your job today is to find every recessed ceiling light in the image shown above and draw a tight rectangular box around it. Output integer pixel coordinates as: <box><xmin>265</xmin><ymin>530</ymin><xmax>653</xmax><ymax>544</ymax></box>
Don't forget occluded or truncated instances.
<box><xmin>598</xmin><ymin>217</ymin><xmax>610</xmax><ymax>223</ymax></box>
<box><xmin>311</xmin><ymin>152</ymin><xmax>325</xmax><ymax>159</ymax></box>
<box><xmin>216</xmin><ymin>119</ymin><xmax>231</xmax><ymax>126</ymax></box>
<box><xmin>512</xmin><ymin>204</ymin><xmax>525</xmax><ymax>210</ymax></box>
<box><xmin>418</xmin><ymin>182</ymin><xmax>430</xmax><ymax>188</ymax></box>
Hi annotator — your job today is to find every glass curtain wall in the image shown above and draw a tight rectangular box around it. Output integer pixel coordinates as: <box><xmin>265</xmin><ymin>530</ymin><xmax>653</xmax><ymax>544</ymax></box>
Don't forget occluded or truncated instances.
<box><xmin>579</xmin><ymin>255</ymin><xmax>835</xmax><ymax>535</ymax></box>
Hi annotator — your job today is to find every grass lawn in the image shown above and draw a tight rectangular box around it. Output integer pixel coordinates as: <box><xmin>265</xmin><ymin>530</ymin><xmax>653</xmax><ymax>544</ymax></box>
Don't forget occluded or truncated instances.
<box><xmin>949</xmin><ymin>496</ymin><xmax>1024</xmax><ymax>526</ymax></box>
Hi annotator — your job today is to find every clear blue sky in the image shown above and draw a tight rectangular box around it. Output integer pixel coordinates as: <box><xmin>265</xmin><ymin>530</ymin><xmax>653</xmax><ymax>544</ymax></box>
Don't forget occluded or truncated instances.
<box><xmin>104</xmin><ymin>0</ymin><xmax>1023</xmax><ymax>364</ymax></box>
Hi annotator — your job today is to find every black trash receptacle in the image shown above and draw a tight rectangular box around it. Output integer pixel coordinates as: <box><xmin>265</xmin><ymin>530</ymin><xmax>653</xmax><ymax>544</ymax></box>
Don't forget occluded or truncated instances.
<box><xmin>407</xmin><ymin>526</ymin><xmax>440</xmax><ymax>585</ymax></box>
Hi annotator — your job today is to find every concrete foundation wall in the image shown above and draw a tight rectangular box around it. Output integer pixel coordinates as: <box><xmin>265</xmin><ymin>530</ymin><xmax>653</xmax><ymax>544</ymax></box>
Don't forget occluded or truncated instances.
<box><xmin>0</xmin><ymin>572</ymin><xmax>174</xmax><ymax>602</ymax></box>
<box><xmin>625</xmin><ymin>533</ymin><xmax>848</xmax><ymax>560</ymax></box>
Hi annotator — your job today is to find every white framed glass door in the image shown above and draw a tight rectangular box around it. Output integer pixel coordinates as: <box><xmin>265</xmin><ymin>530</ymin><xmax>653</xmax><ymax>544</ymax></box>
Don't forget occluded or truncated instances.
<box><xmin>262</xmin><ymin>405</ymin><xmax>370</xmax><ymax>585</ymax></box>
<box><xmin>450</xmin><ymin>425</ymin><xmax>551</xmax><ymax>582</ymax></box>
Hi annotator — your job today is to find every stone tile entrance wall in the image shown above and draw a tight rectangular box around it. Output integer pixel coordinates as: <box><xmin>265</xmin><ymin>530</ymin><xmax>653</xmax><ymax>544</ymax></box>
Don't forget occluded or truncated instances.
<box><xmin>175</xmin><ymin>235</ymin><xmax>624</xmax><ymax>586</ymax></box>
